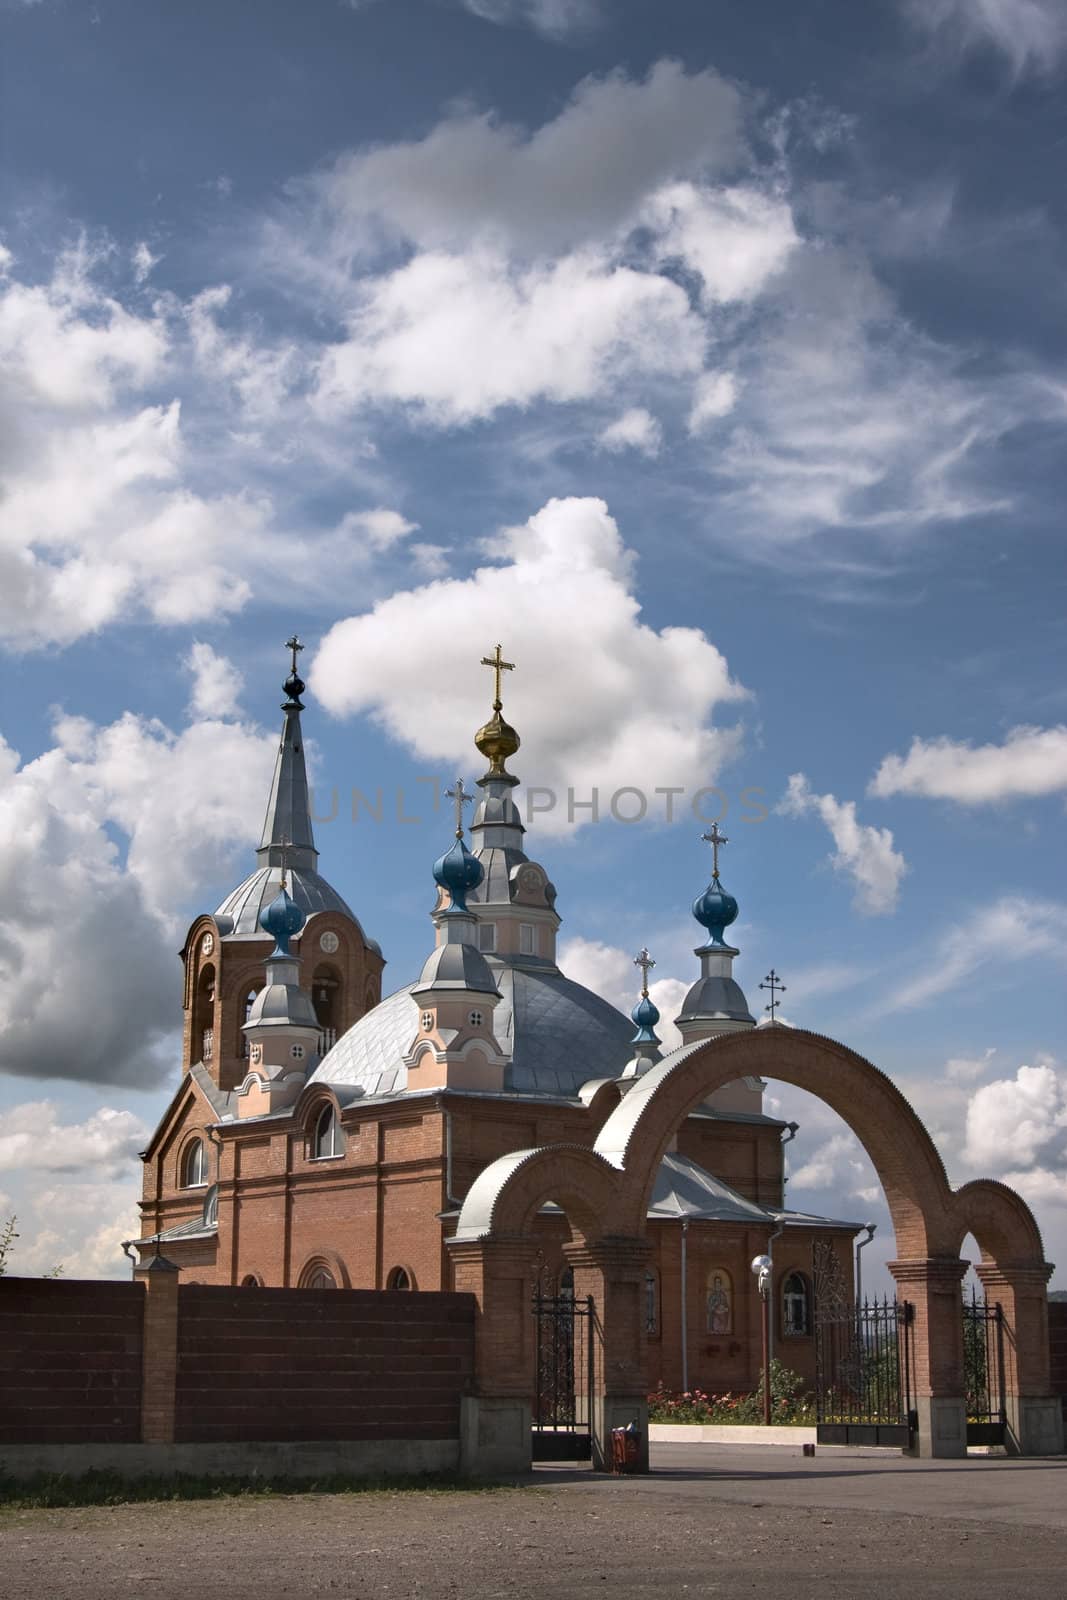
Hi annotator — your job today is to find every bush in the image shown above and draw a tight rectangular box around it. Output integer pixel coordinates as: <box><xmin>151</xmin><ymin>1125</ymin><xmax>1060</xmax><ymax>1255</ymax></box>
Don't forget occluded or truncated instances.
<box><xmin>647</xmin><ymin>1360</ymin><xmax>815</xmax><ymax>1425</ymax></box>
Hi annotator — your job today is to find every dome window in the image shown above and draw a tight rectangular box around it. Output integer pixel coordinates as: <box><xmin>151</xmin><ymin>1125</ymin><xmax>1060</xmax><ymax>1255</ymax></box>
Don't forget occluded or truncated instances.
<box><xmin>477</xmin><ymin>923</ymin><xmax>496</xmax><ymax>952</ymax></box>
<box><xmin>519</xmin><ymin>923</ymin><xmax>536</xmax><ymax>955</ymax></box>
<box><xmin>312</xmin><ymin>1104</ymin><xmax>344</xmax><ymax>1161</ymax></box>
<box><xmin>420</xmin><ymin>1011</ymin><xmax>434</xmax><ymax>1031</ymax></box>
<box><xmin>468</xmin><ymin>1009</ymin><xmax>483</xmax><ymax>1028</ymax></box>
<box><xmin>290</xmin><ymin>1043</ymin><xmax>305</xmax><ymax>1060</ymax></box>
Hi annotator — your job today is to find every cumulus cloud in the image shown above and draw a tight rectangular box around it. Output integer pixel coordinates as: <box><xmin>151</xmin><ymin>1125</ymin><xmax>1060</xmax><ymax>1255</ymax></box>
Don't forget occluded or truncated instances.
<box><xmin>946</xmin><ymin>1047</ymin><xmax>997</xmax><ymax>1084</ymax></box>
<box><xmin>779</xmin><ymin>773</ymin><xmax>908</xmax><ymax>915</ymax></box>
<box><xmin>884</xmin><ymin>896</ymin><xmax>1067</xmax><ymax>1012</ymax></box>
<box><xmin>901</xmin><ymin>0</ymin><xmax>1067</xmax><ymax>78</ymax></box>
<box><xmin>186</xmin><ymin>640</ymin><xmax>245</xmax><ymax>720</ymax></box>
<box><xmin>0</xmin><ymin>1102</ymin><xmax>150</xmax><ymax>1174</ymax></box>
<box><xmin>646</xmin><ymin>182</ymin><xmax>798</xmax><ymax>303</ymax></box>
<box><xmin>596</xmin><ymin>408</ymin><xmax>663</xmax><ymax>457</ymax></box>
<box><xmin>459</xmin><ymin>0</ymin><xmax>600</xmax><ymax>34</ymax></box>
<box><xmin>557</xmin><ymin>936</ymin><xmax>688</xmax><ymax>1051</ymax></box>
<box><xmin>688</xmin><ymin>370</ymin><xmax>738</xmax><ymax>434</ymax></box>
<box><xmin>0</xmin><ymin>658</ymin><xmax>277</xmax><ymax>1085</ymax></box>
<box><xmin>3</xmin><ymin>1178</ymin><xmax>144</xmax><ymax>1280</ymax></box>
<box><xmin>311</xmin><ymin>496</ymin><xmax>749</xmax><ymax>834</ymax></box>
<box><xmin>963</xmin><ymin>1060</ymin><xmax>1067</xmax><ymax>1169</ymax></box>
<box><xmin>870</xmin><ymin>725</ymin><xmax>1067</xmax><ymax>805</ymax></box>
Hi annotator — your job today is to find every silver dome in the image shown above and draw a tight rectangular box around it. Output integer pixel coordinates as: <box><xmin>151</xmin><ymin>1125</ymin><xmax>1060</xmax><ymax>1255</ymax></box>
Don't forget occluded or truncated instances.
<box><xmin>214</xmin><ymin>864</ymin><xmax>379</xmax><ymax>952</ymax></box>
<box><xmin>310</xmin><ymin>958</ymin><xmax>633</xmax><ymax>1099</ymax></box>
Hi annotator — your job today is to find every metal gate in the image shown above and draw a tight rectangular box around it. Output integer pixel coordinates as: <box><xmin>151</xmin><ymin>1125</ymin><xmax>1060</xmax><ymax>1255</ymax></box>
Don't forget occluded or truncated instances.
<box><xmin>814</xmin><ymin>1241</ymin><xmax>916</xmax><ymax>1448</ymax></box>
<box><xmin>963</xmin><ymin>1292</ymin><xmax>1007</xmax><ymax>1447</ymax></box>
<box><xmin>531</xmin><ymin>1287</ymin><xmax>594</xmax><ymax>1460</ymax></box>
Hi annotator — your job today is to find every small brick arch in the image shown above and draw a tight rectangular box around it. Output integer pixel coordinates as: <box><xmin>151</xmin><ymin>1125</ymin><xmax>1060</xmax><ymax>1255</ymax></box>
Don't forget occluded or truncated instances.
<box><xmin>950</xmin><ymin>1178</ymin><xmax>1046</xmax><ymax>1264</ymax></box>
<box><xmin>456</xmin><ymin>1144</ymin><xmax>623</xmax><ymax>1247</ymax></box>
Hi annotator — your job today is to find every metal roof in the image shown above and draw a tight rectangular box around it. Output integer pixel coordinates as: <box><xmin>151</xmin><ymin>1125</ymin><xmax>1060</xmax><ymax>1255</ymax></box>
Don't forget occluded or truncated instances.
<box><xmin>311</xmin><ymin>957</ymin><xmax>634</xmax><ymax>1098</ymax></box>
<box><xmin>214</xmin><ymin>863</ymin><xmax>377</xmax><ymax>950</ymax></box>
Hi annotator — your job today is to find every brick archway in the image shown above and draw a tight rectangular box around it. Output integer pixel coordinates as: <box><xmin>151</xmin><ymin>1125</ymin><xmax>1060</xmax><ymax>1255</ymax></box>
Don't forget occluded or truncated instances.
<box><xmin>452</xmin><ymin>1028</ymin><xmax>1061</xmax><ymax>1465</ymax></box>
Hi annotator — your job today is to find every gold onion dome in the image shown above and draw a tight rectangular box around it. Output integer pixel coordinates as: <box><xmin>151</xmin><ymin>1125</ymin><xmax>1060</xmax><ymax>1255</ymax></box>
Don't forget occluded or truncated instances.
<box><xmin>476</xmin><ymin>643</ymin><xmax>520</xmax><ymax>783</ymax></box>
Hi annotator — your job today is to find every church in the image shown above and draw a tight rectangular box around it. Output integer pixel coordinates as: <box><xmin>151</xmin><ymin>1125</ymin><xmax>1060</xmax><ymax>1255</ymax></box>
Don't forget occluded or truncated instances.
<box><xmin>134</xmin><ymin>641</ymin><xmax>861</xmax><ymax>1398</ymax></box>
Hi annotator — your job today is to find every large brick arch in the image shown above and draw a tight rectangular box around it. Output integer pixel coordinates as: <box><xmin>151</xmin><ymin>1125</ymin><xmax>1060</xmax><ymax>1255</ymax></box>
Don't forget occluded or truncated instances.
<box><xmin>454</xmin><ymin>1144</ymin><xmax>623</xmax><ymax>1247</ymax></box>
<box><xmin>593</xmin><ymin>1030</ymin><xmax>963</xmax><ymax>1255</ymax></box>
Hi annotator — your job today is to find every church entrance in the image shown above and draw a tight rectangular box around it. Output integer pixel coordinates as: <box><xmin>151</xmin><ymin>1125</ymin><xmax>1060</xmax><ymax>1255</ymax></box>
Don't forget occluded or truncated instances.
<box><xmin>812</xmin><ymin>1240</ymin><xmax>916</xmax><ymax>1448</ymax></box>
<box><xmin>531</xmin><ymin>1282</ymin><xmax>595</xmax><ymax>1461</ymax></box>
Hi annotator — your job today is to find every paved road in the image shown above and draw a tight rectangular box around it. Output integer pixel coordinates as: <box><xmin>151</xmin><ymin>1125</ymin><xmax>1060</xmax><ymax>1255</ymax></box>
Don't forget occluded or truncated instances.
<box><xmin>2</xmin><ymin>1446</ymin><xmax>1065</xmax><ymax>1600</ymax></box>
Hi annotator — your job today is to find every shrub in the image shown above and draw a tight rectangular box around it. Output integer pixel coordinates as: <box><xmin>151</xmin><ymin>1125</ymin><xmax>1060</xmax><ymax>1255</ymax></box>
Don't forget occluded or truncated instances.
<box><xmin>647</xmin><ymin>1361</ymin><xmax>815</xmax><ymax>1425</ymax></box>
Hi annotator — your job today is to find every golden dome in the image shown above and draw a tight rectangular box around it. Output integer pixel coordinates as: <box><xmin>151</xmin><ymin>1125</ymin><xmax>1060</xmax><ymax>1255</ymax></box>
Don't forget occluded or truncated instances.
<box><xmin>475</xmin><ymin>708</ymin><xmax>520</xmax><ymax>782</ymax></box>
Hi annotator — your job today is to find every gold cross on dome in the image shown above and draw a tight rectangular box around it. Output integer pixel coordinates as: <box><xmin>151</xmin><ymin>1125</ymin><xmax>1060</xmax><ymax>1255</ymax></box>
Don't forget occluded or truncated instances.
<box><xmin>633</xmin><ymin>947</ymin><xmax>656</xmax><ymax>998</ymax></box>
<box><xmin>701</xmin><ymin>821</ymin><xmax>729</xmax><ymax>879</ymax></box>
<box><xmin>480</xmin><ymin>643</ymin><xmax>515</xmax><ymax>710</ymax></box>
<box><xmin>445</xmin><ymin>777</ymin><xmax>473</xmax><ymax>839</ymax></box>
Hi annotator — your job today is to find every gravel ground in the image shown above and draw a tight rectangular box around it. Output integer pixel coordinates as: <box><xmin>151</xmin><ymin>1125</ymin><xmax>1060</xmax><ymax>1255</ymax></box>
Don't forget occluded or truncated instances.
<box><xmin>2</xmin><ymin>1472</ymin><xmax>1065</xmax><ymax>1600</ymax></box>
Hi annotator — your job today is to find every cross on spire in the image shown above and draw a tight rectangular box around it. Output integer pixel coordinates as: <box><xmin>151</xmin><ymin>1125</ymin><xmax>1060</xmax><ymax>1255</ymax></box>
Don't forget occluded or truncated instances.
<box><xmin>701</xmin><ymin>821</ymin><xmax>729</xmax><ymax>879</ymax></box>
<box><xmin>286</xmin><ymin>635</ymin><xmax>304</xmax><ymax>677</ymax></box>
<box><xmin>633</xmin><ymin>947</ymin><xmax>656</xmax><ymax>998</ymax></box>
<box><xmin>480</xmin><ymin>643</ymin><xmax>515</xmax><ymax>710</ymax></box>
<box><xmin>445</xmin><ymin>777</ymin><xmax>474</xmax><ymax>839</ymax></box>
<box><xmin>759</xmin><ymin>968</ymin><xmax>787</xmax><ymax>1022</ymax></box>
<box><xmin>277</xmin><ymin>833</ymin><xmax>291</xmax><ymax>893</ymax></box>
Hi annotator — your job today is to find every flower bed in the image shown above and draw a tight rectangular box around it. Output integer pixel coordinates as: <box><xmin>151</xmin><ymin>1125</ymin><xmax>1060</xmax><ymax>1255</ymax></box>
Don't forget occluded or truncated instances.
<box><xmin>648</xmin><ymin>1361</ymin><xmax>816</xmax><ymax>1426</ymax></box>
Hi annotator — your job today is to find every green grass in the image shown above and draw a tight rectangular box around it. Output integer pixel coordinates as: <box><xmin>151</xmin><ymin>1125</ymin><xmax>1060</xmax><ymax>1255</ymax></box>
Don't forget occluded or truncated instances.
<box><xmin>0</xmin><ymin>1469</ymin><xmax>508</xmax><ymax>1510</ymax></box>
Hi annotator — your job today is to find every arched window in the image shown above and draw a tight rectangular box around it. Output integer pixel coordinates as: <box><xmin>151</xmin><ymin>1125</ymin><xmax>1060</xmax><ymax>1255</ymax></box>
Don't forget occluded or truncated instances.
<box><xmin>645</xmin><ymin>1268</ymin><xmax>658</xmax><ymax>1335</ymax></box>
<box><xmin>312</xmin><ymin>965</ymin><xmax>341</xmax><ymax>1034</ymax></box>
<box><xmin>706</xmin><ymin>1267</ymin><xmax>733</xmax><ymax>1335</ymax></box>
<box><xmin>305</xmin><ymin>1265</ymin><xmax>336</xmax><ymax>1290</ymax></box>
<box><xmin>182</xmin><ymin>1138</ymin><xmax>208</xmax><ymax>1188</ymax></box>
<box><xmin>240</xmin><ymin>989</ymin><xmax>259</xmax><ymax>1058</ymax></box>
<box><xmin>203</xmin><ymin>1184</ymin><xmax>219</xmax><ymax>1226</ymax></box>
<box><xmin>194</xmin><ymin>965</ymin><xmax>216</xmax><ymax>1063</ymax></box>
<box><xmin>240</xmin><ymin>1273</ymin><xmax>262</xmax><ymax>1288</ymax></box>
<box><xmin>387</xmin><ymin>1266</ymin><xmax>414</xmax><ymax>1291</ymax></box>
<box><xmin>783</xmin><ymin>1271</ymin><xmax>812</xmax><ymax>1337</ymax></box>
<box><xmin>312</xmin><ymin>1104</ymin><xmax>344</xmax><ymax>1160</ymax></box>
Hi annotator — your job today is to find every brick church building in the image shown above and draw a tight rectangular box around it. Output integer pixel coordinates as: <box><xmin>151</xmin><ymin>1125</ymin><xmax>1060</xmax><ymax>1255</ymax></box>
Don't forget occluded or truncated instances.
<box><xmin>134</xmin><ymin>643</ymin><xmax>860</xmax><ymax>1396</ymax></box>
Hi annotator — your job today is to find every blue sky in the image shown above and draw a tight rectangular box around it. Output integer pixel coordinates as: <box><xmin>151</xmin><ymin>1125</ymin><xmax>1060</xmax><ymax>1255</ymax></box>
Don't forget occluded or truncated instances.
<box><xmin>1</xmin><ymin>0</ymin><xmax>1065</xmax><ymax>1290</ymax></box>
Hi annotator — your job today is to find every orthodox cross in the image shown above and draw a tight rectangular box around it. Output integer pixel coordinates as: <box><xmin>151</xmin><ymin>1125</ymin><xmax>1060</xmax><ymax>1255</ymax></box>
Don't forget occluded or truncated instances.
<box><xmin>480</xmin><ymin>643</ymin><xmax>515</xmax><ymax>710</ymax></box>
<box><xmin>445</xmin><ymin>777</ymin><xmax>474</xmax><ymax>839</ymax></box>
<box><xmin>633</xmin><ymin>947</ymin><xmax>656</xmax><ymax>998</ymax></box>
<box><xmin>701</xmin><ymin>821</ymin><xmax>729</xmax><ymax>879</ymax></box>
<box><xmin>759</xmin><ymin>968</ymin><xmax>786</xmax><ymax>1021</ymax></box>
<box><xmin>278</xmin><ymin>833</ymin><xmax>291</xmax><ymax>893</ymax></box>
<box><xmin>286</xmin><ymin>635</ymin><xmax>304</xmax><ymax>676</ymax></box>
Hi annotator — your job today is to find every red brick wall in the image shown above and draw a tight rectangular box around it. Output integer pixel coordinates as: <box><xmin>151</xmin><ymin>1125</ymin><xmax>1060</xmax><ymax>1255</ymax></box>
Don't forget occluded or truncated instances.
<box><xmin>0</xmin><ymin>1278</ymin><xmax>144</xmax><ymax>1444</ymax></box>
<box><xmin>173</xmin><ymin>1285</ymin><xmax>474</xmax><ymax>1443</ymax></box>
<box><xmin>1049</xmin><ymin>1302</ymin><xmax>1067</xmax><ymax>1419</ymax></box>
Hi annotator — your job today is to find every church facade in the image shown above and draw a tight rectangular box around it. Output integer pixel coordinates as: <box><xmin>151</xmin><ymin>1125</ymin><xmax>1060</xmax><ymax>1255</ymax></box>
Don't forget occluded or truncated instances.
<box><xmin>135</xmin><ymin>643</ymin><xmax>860</xmax><ymax>1398</ymax></box>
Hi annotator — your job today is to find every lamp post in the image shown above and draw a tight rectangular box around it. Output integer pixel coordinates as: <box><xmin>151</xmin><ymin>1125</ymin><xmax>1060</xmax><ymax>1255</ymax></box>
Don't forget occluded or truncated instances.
<box><xmin>751</xmin><ymin>1253</ymin><xmax>773</xmax><ymax>1426</ymax></box>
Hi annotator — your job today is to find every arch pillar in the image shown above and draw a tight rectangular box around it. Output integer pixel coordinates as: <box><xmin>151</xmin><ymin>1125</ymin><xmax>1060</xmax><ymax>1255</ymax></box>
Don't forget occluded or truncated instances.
<box><xmin>449</xmin><ymin>1238</ymin><xmax>541</xmax><ymax>1475</ymax></box>
<box><xmin>564</xmin><ymin>1236</ymin><xmax>652</xmax><ymax>1472</ymax></box>
<box><xmin>976</xmin><ymin>1260</ymin><xmax>1064</xmax><ymax>1455</ymax></box>
<box><xmin>888</xmin><ymin>1257</ymin><xmax>967</xmax><ymax>1457</ymax></box>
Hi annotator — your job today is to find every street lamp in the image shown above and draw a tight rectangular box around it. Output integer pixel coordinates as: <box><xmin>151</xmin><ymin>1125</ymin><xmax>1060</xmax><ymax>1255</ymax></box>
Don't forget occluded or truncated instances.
<box><xmin>751</xmin><ymin>1253</ymin><xmax>773</xmax><ymax>1426</ymax></box>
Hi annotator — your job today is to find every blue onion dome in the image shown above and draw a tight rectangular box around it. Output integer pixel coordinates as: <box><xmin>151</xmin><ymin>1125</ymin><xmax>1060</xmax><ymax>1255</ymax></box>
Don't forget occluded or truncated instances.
<box><xmin>630</xmin><ymin>992</ymin><xmax>661</xmax><ymax>1045</ymax></box>
<box><xmin>259</xmin><ymin>883</ymin><xmax>306</xmax><ymax>954</ymax></box>
<box><xmin>693</xmin><ymin>876</ymin><xmax>739</xmax><ymax>948</ymax></box>
<box><xmin>433</xmin><ymin>834</ymin><xmax>485</xmax><ymax>914</ymax></box>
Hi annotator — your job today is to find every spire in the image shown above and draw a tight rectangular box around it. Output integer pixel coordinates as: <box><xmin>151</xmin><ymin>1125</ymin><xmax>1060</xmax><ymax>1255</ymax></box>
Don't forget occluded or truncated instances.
<box><xmin>257</xmin><ymin>636</ymin><xmax>317</xmax><ymax>872</ymax></box>
<box><xmin>675</xmin><ymin>831</ymin><xmax>755</xmax><ymax>1042</ymax></box>
<box><xmin>621</xmin><ymin>946</ymin><xmax>662</xmax><ymax>1081</ymax></box>
<box><xmin>433</xmin><ymin>779</ymin><xmax>484</xmax><ymax>916</ymax></box>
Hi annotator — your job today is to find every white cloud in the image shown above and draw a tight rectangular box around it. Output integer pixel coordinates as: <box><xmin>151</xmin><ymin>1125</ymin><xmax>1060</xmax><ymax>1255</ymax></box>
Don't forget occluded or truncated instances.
<box><xmin>0</xmin><ymin>1102</ymin><xmax>150</xmax><ymax>1174</ymax></box>
<box><xmin>884</xmin><ymin>896</ymin><xmax>1067</xmax><ymax>1012</ymax></box>
<box><xmin>597</xmin><ymin>408</ymin><xmax>663</xmax><ymax>457</ymax></box>
<box><xmin>185</xmin><ymin>641</ymin><xmax>245</xmax><ymax>720</ymax></box>
<box><xmin>946</xmin><ymin>1047</ymin><xmax>997</xmax><ymax>1084</ymax></box>
<box><xmin>963</xmin><ymin>1060</ymin><xmax>1067</xmax><ymax>1169</ymax></box>
<box><xmin>999</xmin><ymin>1167</ymin><xmax>1067</xmax><ymax>1208</ymax></box>
<box><xmin>336</xmin><ymin>507</ymin><xmax>418</xmax><ymax>550</ymax></box>
<box><xmin>5</xmin><ymin>1179</ymin><xmax>143</xmax><ymax>1280</ymax></box>
<box><xmin>688</xmin><ymin>370</ymin><xmax>738</xmax><ymax>434</ymax></box>
<box><xmin>310</xmin><ymin>61</ymin><xmax>743</xmax><ymax>256</ymax></box>
<box><xmin>557</xmin><ymin>936</ymin><xmax>687</xmax><ymax>1051</ymax></box>
<box><xmin>314</xmin><ymin>247</ymin><xmax>705</xmax><ymax>425</ymax></box>
<box><xmin>902</xmin><ymin>0</ymin><xmax>1067</xmax><ymax>78</ymax></box>
<box><xmin>459</xmin><ymin>0</ymin><xmax>600</xmax><ymax>35</ymax></box>
<box><xmin>870</xmin><ymin>725</ymin><xmax>1067</xmax><ymax>805</ymax></box>
<box><xmin>780</xmin><ymin>773</ymin><xmax>908</xmax><ymax>915</ymax></box>
<box><xmin>0</xmin><ymin>659</ymin><xmax>276</xmax><ymax>1085</ymax></box>
<box><xmin>184</xmin><ymin>284</ymin><xmax>301</xmax><ymax>421</ymax></box>
<box><xmin>311</xmin><ymin>496</ymin><xmax>748</xmax><ymax>834</ymax></box>
<box><xmin>646</xmin><ymin>182</ymin><xmax>798</xmax><ymax>304</ymax></box>
<box><xmin>131</xmin><ymin>241</ymin><xmax>160</xmax><ymax>285</ymax></box>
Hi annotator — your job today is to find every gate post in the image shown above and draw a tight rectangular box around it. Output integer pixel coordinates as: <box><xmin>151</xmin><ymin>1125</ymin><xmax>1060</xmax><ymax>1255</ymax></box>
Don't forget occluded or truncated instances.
<box><xmin>449</xmin><ymin>1238</ymin><xmax>540</xmax><ymax>1476</ymax></box>
<box><xmin>888</xmin><ymin>1257</ymin><xmax>967</xmax><ymax>1458</ymax></box>
<box><xmin>564</xmin><ymin>1237</ymin><xmax>651</xmax><ymax>1473</ymax></box>
<box><xmin>976</xmin><ymin>1261</ymin><xmax>1064</xmax><ymax>1456</ymax></box>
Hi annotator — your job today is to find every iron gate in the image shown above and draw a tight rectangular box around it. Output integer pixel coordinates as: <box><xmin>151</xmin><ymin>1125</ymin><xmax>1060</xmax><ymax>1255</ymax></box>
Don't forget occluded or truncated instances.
<box><xmin>963</xmin><ymin>1292</ymin><xmax>1007</xmax><ymax>1447</ymax></box>
<box><xmin>814</xmin><ymin>1240</ymin><xmax>916</xmax><ymax>1448</ymax></box>
<box><xmin>532</xmin><ymin>1288</ymin><xmax>595</xmax><ymax>1461</ymax></box>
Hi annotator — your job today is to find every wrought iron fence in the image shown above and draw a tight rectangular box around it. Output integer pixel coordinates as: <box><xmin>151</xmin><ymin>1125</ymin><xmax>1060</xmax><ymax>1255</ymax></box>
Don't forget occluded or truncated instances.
<box><xmin>963</xmin><ymin>1291</ymin><xmax>1007</xmax><ymax>1446</ymax></box>
<box><xmin>532</xmin><ymin>1288</ymin><xmax>595</xmax><ymax>1460</ymax></box>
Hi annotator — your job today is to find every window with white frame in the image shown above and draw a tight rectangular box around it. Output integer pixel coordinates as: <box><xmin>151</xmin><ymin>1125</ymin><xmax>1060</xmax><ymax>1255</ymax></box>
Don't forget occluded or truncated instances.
<box><xmin>312</xmin><ymin>1104</ymin><xmax>344</xmax><ymax>1160</ymax></box>
<box><xmin>182</xmin><ymin>1138</ymin><xmax>208</xmax><ymax>1188</ymax></box>
<box><xmin>782</xmin><ymin>1271</ymin><xmax>811</xmax><ymax>1337</ymax></box>
<box><xmin>477</xmin><ymin>922</ymin><xmax>496</xmax><ymax>952</ymax></box>
<box><xmin>519</xmin><ymin>923</ymin><xmax>535</xmax><ymax>955</ymax></box>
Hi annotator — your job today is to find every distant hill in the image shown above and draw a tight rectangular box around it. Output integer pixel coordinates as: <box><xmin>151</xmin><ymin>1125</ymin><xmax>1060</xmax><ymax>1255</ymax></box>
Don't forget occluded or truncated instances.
<box><xmin>1049</xmin><ymin>1290</ymin><xmax>1067</xmax><ymax>1302</ymax></box>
